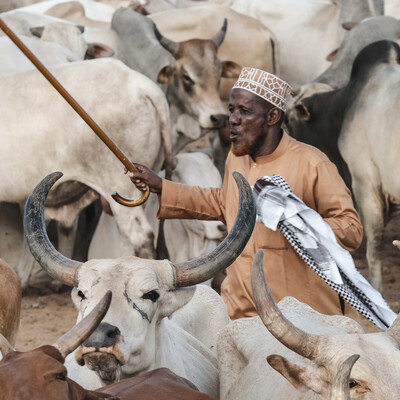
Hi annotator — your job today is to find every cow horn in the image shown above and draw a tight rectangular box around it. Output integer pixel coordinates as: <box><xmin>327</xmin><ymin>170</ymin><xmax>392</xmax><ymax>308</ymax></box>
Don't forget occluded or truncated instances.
<box><xmin>0</xmin><ymin>333</ymin><xmax>14</xmax><ymax>357</ymax></box>
<box><xmin>211</xmin><ymin>18</ymin><xmax>227</xmax><ymax>48</ymax></box>
<box><xmin>171</xmin><ymin>172</ymin><xmax>256</xmax><ymax>287</ymax></box>
<box><xmin>330</xmin><ymin>354</ymin><xmax>360</xmax><ymax>400</ymax></box>
<box><xmin>54</xmin><ymin>291</ymin><xmax>112</xmax><ymax>358</ymax></box>
<box><xmin>24</xmin><ymin>172</ymin><xmax>82</xmax><ymax>287</ymax></box>
<box><xmin>251</xmin><ymin>249</ymin><xmax>321</xmax><ymax>360</ymax></box>
<box><xmin>153</xmin><ymin>23</ymin><xmax>179</xmax><ymax>56</ymax></box>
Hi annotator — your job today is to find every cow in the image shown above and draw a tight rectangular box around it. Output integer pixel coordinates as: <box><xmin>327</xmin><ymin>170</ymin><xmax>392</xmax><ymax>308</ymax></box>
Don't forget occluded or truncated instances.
<box><xmin>0</xmin><ymin>290</ymin><xmax>213</xmax><ymax>399</ymax></box>
<box><xmin>285</xmin><ymin>40</ymin><xmax>400</xmax><ymax>292</ymax></box>
<box><xmin>88</xmin><ymin>152</ymin><xmax>226</xmax><ymax>267</ymax></box>
<box><xmin>0</xmin><ymin>11</ymin><xmax>115</xmax><ymax>62</ymax></box>
<box><xmin>148</xmin><ymin>4</ymin><xmax>278</xmax><ymax>103</ymax></box>
<box><xmin>217</xmin><ymin>249</ymin><xmax>400</xmax><ymax>399</ymax></box>
<box><xmin>0</xmin><ymin>258</ymin><xmax>21</xmax><ymax>347</ymax></box>
<box><xmin>0</xmin><ymin>57</ymin><xmax>172</xmax><ymax>288</ymax></box>
<box><xmin>230</xmin><ymin>0</ymin><xmax>384</xmax><ymax>87</ymax></box>
<box><xmin>23</xmin><ymin>170</ymin><xmax>256</xmax><ymax>397</ymax></box>
<box><xmin>9</xmin><ymin>0</ymin><xmax>117</xmax><ymax>22</ymax></box>
<box><xmin>148</xmin><ymin>3</ymin><xmax>278</xmax><ymax>174</ymax></box>
<box><xmin>314</xmin><ymin>16</ymin><xmax>400</xmax><ymax>88</ymax></box>
<box><xmin>87</xmin><ymin>7</ymin><xmax>242</xmax><ymax>154</ymax></box>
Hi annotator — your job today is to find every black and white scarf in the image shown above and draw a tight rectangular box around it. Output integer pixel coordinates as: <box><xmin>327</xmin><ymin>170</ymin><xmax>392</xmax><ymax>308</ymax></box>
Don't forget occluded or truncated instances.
<box><xmin>253</xmin><ymin>175</ymin><xmax>396</xmax><ymax>330</ymax></box>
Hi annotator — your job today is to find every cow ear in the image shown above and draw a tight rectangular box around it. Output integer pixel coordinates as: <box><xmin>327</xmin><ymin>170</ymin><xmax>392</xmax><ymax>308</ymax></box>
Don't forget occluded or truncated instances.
<box><xmin>267</xmin><ymin>354</ymin><xmax>326</xmax><ymax>393</ymax></box>
<box><xmin>158</xmin><ymin>286</ymin><xmax>196</xmax><ymax>319</ymax></box>
<box><xmin>157</xmin><ymin>65</ymin><xmax>175</xmax><ymax>84</ymax></box>
<box><xmin>342</xmin><ymin>21</ymin><xmax>358</xmax><ymax>30</ymax></box>
<box><xmin>294</xmin><ymin>103</ymin><xmax>311</xmax><ymax>121</ymax></box>
<box><xmin>267</xmin><ymin>354</ymin><xmax>306</xmax><ymax>389</ymax></box>
<box><xmin>30</xmin><ymin>26</ymin><xmax>44</xmax><ymax>38</ymax></box>
<box><xmin>221</xmin><ymin>61</ymin><xmax>242</xmax><ymax>79</ymax></box>
<box><xmin>85</xmin><ymin>43</ymin><xmax>115</xmax><ymax>60</ymax></box>
<box><xmin>326</xmin><ymin>48</ymin><xmax>338</xmax><ymax>62</ymax></box>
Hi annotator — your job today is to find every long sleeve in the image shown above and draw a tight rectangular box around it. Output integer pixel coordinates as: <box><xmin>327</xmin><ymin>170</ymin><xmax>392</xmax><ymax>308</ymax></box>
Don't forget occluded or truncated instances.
<box><xmin>157</xmin><ymin>158</ymin><xmax>231</xmax><ymax>224</ymax></box>
<box><xmin>312</xmin><ymin>160</ymin><xmax>363</xmax><ymax>251</ymax></box>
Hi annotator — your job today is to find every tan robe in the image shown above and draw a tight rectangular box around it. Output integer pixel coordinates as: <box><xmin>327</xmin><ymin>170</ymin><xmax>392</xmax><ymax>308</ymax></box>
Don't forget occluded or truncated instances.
<box><xmin>158</xmin><ymin>133</ymin><xmax>364</xmax><ymax>320</ymax></box>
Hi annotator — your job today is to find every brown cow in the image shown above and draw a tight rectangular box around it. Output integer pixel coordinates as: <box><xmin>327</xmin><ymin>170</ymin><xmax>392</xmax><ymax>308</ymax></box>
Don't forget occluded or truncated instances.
<box><xmin>0</xmin><ymin>258</ymin><xmax>21</xmax><ymax>346</ymax></box>
<box><xmin>0</xmin><ymin>291</ymin><xmax>212</xmax><ymax>400</ymax></box>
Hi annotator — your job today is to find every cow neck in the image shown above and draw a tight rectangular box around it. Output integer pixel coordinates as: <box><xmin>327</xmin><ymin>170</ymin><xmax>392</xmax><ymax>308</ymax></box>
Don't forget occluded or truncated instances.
<box><xmin>251</xmin><ymin>131</ymin><xmax>290</xmax><ymax>165</ymax></box>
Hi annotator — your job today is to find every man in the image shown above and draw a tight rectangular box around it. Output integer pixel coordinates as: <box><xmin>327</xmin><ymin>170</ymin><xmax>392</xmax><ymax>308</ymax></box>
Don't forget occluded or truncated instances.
<box><xmin>128</xmin><ymin>67</ymin><xmax>363</xmax><ymax>320</ymax></box>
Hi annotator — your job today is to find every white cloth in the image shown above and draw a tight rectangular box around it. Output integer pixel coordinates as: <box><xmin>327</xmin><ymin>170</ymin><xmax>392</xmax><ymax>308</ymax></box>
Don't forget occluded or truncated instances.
<box><xmin>253</xmin><ymin>175</ymin><xmax>396</xmax><ymax>330</ymax></box>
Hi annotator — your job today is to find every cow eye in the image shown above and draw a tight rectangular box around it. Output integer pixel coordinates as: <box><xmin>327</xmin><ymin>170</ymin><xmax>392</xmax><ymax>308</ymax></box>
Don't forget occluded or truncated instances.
<box><xmin>182</xmin><ymin>72</ymin><xmax>194</xmax><ymax>85</ymax></box>
<box><xmin>56</xmin><ymin>373</ymin><xmax>67</xmax><ymax>381</ymax></box>
<box><xmin>77</xmin><ymin>290</ymin><xmax>86</xmax><ymax>300</ymax></box>
<box><xmin>349</xmin><ymin>379</ymin><xmax>359</xmax><ymax>389</ymax></box>
<box><xmin>142</xmin><ymin>290</ymin><xmax>159</xmax><ymax>302</ymax></box>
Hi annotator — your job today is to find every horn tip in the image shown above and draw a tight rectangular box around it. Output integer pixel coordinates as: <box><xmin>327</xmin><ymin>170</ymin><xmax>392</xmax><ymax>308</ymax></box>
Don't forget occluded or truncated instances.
<box><xmin>153</xmin><ymin>23</ymin><xmax>162</xmax><ymax>41</ymax></box>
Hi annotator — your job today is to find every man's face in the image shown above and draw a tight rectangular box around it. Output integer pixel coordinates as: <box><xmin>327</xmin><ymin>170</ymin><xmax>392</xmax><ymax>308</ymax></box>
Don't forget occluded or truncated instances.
<box><xmin>228</xmin><ymin>88</ymin><xmax>271</xmax><ymax>157</ymax></box>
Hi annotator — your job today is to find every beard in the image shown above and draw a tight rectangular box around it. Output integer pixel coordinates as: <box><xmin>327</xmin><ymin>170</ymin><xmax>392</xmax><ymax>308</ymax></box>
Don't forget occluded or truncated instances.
<box><xmin>231</xmin><ymin>131</ymin><xmax>266</xmax><ymax>157</ymax></box>
<box><xmin>231</xmin><ymin>143</ymin><xmax>250</xmax><ymax>157</ymax></box>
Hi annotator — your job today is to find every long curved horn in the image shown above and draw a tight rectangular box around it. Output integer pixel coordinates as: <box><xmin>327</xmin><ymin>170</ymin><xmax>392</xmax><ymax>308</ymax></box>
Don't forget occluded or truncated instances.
<box><xmin>24</xmin><ymin>172</ymin><xmax>82</xmax><ymax>287</ymax></box>
<box><xmin>153</xmin><ymin>23</ymin><xmax>179</xmax><ymax>56</ymax></box>
<box><xmin>53</xmin><ymin>291</ymin><xmax>112</xmax><ymax>358</ymax></box>
<box><xmin>172</xmin><ymin>172</ymin><xmax>256</xmax><ymax>287</ymax></box>
<box><xmin>0</xmin><ymin>333</ymin><xmax>14</xmax><ymax>358</ymax></box>
<box><xmin>330</xmin><ymin>354</ymin><xmax>360</xmax><ymax>400</ymax></box>
<box><xmin>211</xmin><ymin>18</ymin><xmax>227</xmax><ymax>48</ymax></box>
<box><xmin>251</xmin><ymin>249</ymin><xmax>322</xmax><ymax>360</ymax></box>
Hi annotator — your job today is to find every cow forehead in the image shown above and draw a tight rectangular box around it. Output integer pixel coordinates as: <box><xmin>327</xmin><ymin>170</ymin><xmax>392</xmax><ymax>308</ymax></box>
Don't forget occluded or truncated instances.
<box><xmin>78</xmin><ymin>257</ymin><xmax>174</xmax><ymax>290</ymax></box>
<box><xmin>177</xmin><ymin>41</ymin><xmax>221</xmax><ymax>76</ymax></box>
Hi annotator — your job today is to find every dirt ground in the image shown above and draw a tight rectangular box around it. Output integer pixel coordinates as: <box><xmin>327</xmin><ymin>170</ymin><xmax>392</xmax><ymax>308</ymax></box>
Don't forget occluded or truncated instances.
<box><xmin>14</xmin><ymin>134</ymin><xmax>400</xmax><ymax>349</ymax></box>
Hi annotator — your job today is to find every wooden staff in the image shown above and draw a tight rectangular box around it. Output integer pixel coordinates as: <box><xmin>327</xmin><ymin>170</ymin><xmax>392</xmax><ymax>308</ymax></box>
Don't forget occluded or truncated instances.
<box><xmin>0</xmin><ymin>18</ymin><xmax>149</xmax><ymax>207</ymax></box>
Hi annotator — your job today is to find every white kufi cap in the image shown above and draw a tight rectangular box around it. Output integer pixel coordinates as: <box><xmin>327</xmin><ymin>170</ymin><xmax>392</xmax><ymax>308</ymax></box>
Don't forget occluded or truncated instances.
<box><xmin>232</xmin><ymin>67</ymin><xmax>293</xmax><ymax>112</ymax></box>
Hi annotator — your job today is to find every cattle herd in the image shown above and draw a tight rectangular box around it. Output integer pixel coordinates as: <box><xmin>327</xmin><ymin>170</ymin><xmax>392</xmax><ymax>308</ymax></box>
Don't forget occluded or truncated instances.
<box><xmin>0</xmin><ymin>0</ymin><xmax>399</xmax><ymax>399</ymax></box>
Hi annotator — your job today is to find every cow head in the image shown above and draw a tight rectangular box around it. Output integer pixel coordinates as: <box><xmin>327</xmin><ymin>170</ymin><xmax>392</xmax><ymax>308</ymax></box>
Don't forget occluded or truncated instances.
<box><xmin>30</xmin><ymin>22</ymin><xmax>114</xmax><ymax>60</ymax></box>
<box><xmin>251</xmin><ymin>249</ymin><xmax>400</xmax><ymax>398</ymax></box>
<box><xmin>154</xmin><ymin>19</ymin><xmax>241</xmax><ymax>130</ymax></box>
<box><xmin>24</xmin><ymin>171</ymin><xmax>255</xmax><ymax>384</ymax></box>
<box><xmin>0</xmin><ymin>292</ymin><xmax>116</xmax><ymax>400</ymax></box>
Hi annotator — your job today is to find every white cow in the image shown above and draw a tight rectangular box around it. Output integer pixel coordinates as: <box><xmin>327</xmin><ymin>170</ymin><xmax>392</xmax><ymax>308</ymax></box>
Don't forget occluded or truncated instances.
<box><xmin>0</xmin><ymin>34</ymin><xmax>82</xmax><ymax>75</ymax></box>
<box><xmin>0</xmin><ymin>11</ymin><xmax>114</xmax><ymax>61</ymax></box>
<box><xmin>230</xmin><ymin>0</ymin><xmax>384</xmax><ymax>87</ymax></box>
<box><xmin>89</xmin><ymin>152</ymin><xmax>226</xmax><ymax>264</ymax></box>
<box><xmin>217</xmin><ymin>249</ymin><xmax>400</xmax><ymax>399</ymax></box>
<box><xmin>0</xmin><ymin>57</ymin><xmax>172</xmax><ymax>288</ymax></box>
<box><xmin>9</xmin><ymin>0</ymin><xmax>116</xmax><ymax>22</ymax></box>
<box><xmin>23</xmin><ymin>170</ymin><xmax>256</xmax><ymax>397</ymax></box>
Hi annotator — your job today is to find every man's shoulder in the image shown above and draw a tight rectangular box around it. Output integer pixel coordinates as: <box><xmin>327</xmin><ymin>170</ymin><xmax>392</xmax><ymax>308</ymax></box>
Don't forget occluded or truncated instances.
<box><xmin>286</xmin><ymin>134</ymin><xmax>331</xmax><ymax>165</ymax></box>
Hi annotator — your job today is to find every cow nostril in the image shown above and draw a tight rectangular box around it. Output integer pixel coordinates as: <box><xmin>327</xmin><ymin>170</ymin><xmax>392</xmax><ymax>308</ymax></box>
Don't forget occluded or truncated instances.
<box><xmin>83</xmin><ymin>323</ymin><xmax>121</xmax><ymax>348</ymax></box>
<box><xmin>210</xmin><ymin>114</ymin><xmax>228</xmax><ymax>128</ymax></box>
<box><xmin>107</xmin><ymin>329</ymin><xmax>119</xmax><ymax>339</ymax></box>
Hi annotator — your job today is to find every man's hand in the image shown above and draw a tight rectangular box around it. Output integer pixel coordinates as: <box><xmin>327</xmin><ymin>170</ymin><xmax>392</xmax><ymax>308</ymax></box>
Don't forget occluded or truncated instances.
<box><xmin>125</xmin><ymin>164</ymin><xmax>163</xmax><ymax>194</ymax></box>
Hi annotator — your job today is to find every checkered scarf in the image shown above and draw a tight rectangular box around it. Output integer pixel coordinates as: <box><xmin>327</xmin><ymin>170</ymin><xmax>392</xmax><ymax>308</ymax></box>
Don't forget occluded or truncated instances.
<box><xmin>253</xmin><ymin>175</ymin><xmax>396</xmax><ymax>330</ymax></box>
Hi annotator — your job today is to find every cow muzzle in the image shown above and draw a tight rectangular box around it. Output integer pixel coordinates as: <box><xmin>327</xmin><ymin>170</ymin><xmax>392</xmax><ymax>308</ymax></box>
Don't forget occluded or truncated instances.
<box><xmin>210</xmin><ymin>113</ymin><xmax>228</xmax><ymax>129</ymax></box>
<box><xmin>75</xmin><ymin>323</ymin><xmax>125</xmax><ymax>383</ymax></box>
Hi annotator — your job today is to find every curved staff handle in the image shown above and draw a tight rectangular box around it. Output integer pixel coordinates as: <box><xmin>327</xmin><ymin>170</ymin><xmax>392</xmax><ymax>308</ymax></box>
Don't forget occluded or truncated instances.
<box><xmin>0</xmin><ymin>18</ymin><xmax>149</xmax><ymax>207</ymax></box>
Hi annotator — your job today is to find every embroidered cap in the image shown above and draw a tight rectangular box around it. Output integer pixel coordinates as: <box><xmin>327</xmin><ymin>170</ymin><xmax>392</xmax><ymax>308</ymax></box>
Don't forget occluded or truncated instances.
<box><xmin>232</xmin><ymin>67</ymin><xmax>293</xmax><ymax>112</ymax></box>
